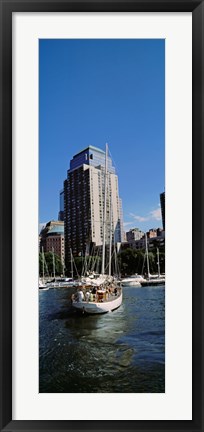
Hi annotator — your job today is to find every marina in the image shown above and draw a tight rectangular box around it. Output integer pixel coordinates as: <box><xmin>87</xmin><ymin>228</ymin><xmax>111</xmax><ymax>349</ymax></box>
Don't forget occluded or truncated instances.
<box><xmin>39</xmin><ymin>283</ymin><xmax>165</xmax><ymax>393</ymax></box>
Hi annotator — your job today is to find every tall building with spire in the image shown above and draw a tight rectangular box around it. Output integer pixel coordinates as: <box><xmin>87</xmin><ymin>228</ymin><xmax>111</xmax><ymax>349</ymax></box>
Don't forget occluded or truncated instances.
<box><xmin>160</xmin><ymin>191</ymin><xmax>165</xmax><ymax>230</ymax></box>
<box><xmin>58</xmin><ymin>189</ymin><xmax>64</xmax><ymax>221</ymax></box>
<box><xmin>64</xmin><ymin>145</ymin><xmax>124</xmax><ymax>271</ymax></box>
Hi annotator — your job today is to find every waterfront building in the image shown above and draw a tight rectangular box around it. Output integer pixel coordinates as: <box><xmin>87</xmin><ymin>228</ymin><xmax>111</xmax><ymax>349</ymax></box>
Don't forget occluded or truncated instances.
<box><xmin>125</xmin><ymin>228</ymin><xmax>165</xmax><ymax>250</ymax></box>
<box><xmin>160</xmin><ymin>191</ymin><xmax>165</xmax><ymax>230</ymax></box>
<box><xmin>126</xmin><ymin>227</ymin><xmax>144</xmax><ymax>243</ymax></box>
<box><xmin>147</xmin><ymin>228</ymin><xmax>157</xmax><ymax>239</ymax></box>
<box><xmin>40</xmin><ymin>220</ymin><xmax>64</xmax><ymax>263</ymax></box>
<box><xmin>157</xmin><ymin>227</ymin><xmax>163</xmax><ymax>237</ymax></box>
<box><xmin>146</xmin><ymin>232</ymin><xmax>165</xmax><ymax>249</ymax></box>
<box><xmin>64</xmin><ymin>145</ymin><xmax>124</xmax><ymax>270</ymax></box>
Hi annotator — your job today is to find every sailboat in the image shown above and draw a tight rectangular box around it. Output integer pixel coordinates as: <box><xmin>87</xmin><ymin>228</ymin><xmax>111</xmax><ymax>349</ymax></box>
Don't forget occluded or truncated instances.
<box><xmin>140</xmin><ymin>235</ymin><xmax>165</xmax><ymax>287</ymax></box>
<box><xmin>71</xmin><ymin>144</ymin><xmax>123</xmax><ymax>314</ymax></box>
<box><xmin>40</xmin><ymin>248</ymin><xmax>76</xmax><ymax>289</ymax></box>
<box><xmin>39</xmin><ymin>247</ymin><xmax>49</xmax><ymax>290</ymax></box>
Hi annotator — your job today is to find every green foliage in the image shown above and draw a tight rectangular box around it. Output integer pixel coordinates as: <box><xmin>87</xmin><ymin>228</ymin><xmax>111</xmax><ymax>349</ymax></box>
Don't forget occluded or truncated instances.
<box><xmin>118</xmin><ymin>248</ymin><xmax>144</xmax><ymax>275</ymax></box>
<box><xmin>39</xmin><ymin>252</ymin><xmax>63</xmax><ymax>276</ymax></box>
<box><xmin>118</xmin><ymin>247</ymin><xmax>165</xmax><ymax>276</ymax></box>
<box><xmin>66</xmin><ymin>255</ymin><xmax>102</xmax><ymax>277</ymax></box>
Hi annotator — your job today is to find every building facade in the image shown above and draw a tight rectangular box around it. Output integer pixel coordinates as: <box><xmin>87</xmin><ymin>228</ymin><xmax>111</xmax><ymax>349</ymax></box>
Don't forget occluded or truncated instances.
<box><xmin>147</xmin><ymin>228</ymin><xmax>157</xmax><ymax>239</ymax></box>
<box><xmin>64</xmin><ymin>145</ymin><xmax>124</xmax><ymax>270</ymax></box>
<box><xmin>124</xmin><ymin>228</ymin><xmax>165</xmax><ymax>251</ymax></box>
<box><xmin>39</xmin><ymin>220</ymin><xmax>64</xmax><ymax>264</ymax></box>
<box><xmin>126</xmin><ymin>228</ymin><xmax>144</xmax><ymax>243</ymax></box>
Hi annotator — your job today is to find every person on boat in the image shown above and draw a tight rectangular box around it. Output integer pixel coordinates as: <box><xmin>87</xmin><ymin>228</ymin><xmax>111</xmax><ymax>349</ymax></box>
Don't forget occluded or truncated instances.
<box><xmin>85</xmin><ymin>291</ymin><xmax>90</xmax><ymax>302</ymax></box>
<box><xmin>114</xmin><ymin>287</ymin><xmax>118</xmax><ymax>296</ymax></box>
<box><xmin>77</xmin><ymin>289</ymin><xmax>84</xmax><ymax>302</ymax></box>
<box><xmin>92</xmin><ymin>286</ymin><xmax>97</xmax><ymax>294</ymax></box>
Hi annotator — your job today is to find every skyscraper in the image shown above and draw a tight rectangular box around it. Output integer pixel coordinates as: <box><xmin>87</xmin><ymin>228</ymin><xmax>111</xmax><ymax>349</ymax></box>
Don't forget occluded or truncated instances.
<box><xmin>58</xmin><ymin>189</ymin><xmax>64</xmax><ymax>221</ymax></box>
<box><xmin>160</xmin><ymin>191</ymin><xmax>165</xmax><ymax>230</ymax></box>
<box><xmin>64</xmin><ymin>145</ymin><xmax>124</xmax><ymax>271</ymax></box>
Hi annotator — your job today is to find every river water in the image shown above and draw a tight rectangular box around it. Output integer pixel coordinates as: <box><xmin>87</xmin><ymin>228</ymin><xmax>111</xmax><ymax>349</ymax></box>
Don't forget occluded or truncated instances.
<box><xmin>39</xmin><ymin>285</ymin><xmax>165</xmax><ymax>393</ymax></box>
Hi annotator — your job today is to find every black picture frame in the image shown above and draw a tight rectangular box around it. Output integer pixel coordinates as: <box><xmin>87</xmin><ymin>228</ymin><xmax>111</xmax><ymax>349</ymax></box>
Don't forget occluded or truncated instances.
<box><xmin>0</xmin><ymin>1</ymin><xmax>203</xmax><ymax>431</ymax></box>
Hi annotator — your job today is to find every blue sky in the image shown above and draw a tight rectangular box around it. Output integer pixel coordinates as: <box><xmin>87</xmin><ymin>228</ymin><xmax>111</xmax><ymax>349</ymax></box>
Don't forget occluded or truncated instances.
<box><xmin>40</xmin><ymin>39</ymin><xmax>165</xmax><ymax>232</ymax></box>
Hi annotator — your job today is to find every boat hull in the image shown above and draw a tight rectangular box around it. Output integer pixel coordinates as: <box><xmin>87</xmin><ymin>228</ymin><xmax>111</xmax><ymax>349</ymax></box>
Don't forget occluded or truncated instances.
<box><xmin>72</xmin><ymin>291</ymin><xmax>123</xmax><ymax>314</ymax></box>
<box><xmin>141</xmin><ymin>279</ymin><xmax>165</xmax><ymax>287</ymax></box>
<box><xmin>121</xmin><ymin>281</ymin><xmax>141</xmax><ymax>287</ymax></box>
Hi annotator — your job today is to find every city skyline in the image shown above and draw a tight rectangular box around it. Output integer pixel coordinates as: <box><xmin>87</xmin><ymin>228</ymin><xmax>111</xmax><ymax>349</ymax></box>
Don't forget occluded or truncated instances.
<box><xmin>40</xmin><ymin>39</ymin><xmax>165</xmax><ymax>232</ymax></box>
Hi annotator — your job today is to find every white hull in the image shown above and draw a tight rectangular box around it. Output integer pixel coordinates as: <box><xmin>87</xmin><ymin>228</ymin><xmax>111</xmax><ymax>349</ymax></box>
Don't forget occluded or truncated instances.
<box><xmin>72</xmin><ymin>291</ymin><xmax>122</xmax><ymax>314</ymax></box>
<box><xmin>39</xmin><ymin>279</ymin><xmax>49</xmax><ymax>290</ymax></box>
<box><xmin>121</xmin><ymin>275</ymin><xmax>145</xmax><ymax>287</ymax></box>
<box><xmin>121</xmin><ymin>280</ymin><xmax>141</xmax><ymax>287</ymax></box>
<box><xmin>141</xmin><ymin>278</ymin><xmax>165</xmax><ymax>287</ymax></box>
<box><xmin>47</xmin><ymin>281</ymin><xmax>76</xmax><ymax>288</ymax></box>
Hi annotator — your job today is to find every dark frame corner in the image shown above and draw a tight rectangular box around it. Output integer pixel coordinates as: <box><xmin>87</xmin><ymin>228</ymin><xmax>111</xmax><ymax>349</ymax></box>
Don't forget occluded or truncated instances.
<box><xmin>0</xmin><ymin>1</ymin><xmax>203</xmax><ymax>432</ymax></box>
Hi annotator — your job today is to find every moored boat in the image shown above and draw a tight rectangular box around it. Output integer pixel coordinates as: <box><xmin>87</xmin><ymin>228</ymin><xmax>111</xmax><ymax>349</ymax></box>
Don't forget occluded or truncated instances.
<box><xmin>39</xmin><ymin>248</ymin><xmax>50</xmax><ymax>289</ymax></box>
<box><xmin>141</xmin><ymin>236</ymin><xmax>165</xmax><ymax>287</ymax></box>
<box><xmin>121</xmin><ymin>274</ymin><xmax>145</xmax><ymax>287</ymax></box>
<box><xmin>39</xmin><ymin>279</ymin><xmax>49</xmax><ymax>290</ymax></box>
<box><xmin>140</xmin><ymin>277</ymin><xmax>165</xmax><ymax>287</ymax></box>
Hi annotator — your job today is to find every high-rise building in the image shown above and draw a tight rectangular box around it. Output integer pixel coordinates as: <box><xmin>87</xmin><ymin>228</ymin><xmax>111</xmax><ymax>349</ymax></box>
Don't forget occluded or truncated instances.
<box><xmin>64</xmin><ymin>145</ymin><xmax>124</xmax><ymax>270</ymax></box>
<box><xmin>58</xmin><ymin>189</ymin><xmax>64</xmax><ymax>221</ymax></box>
<box><xmin>160</xmin><ymin>191</ymin><xmax>165</xmax><ymax>230</ymax></box>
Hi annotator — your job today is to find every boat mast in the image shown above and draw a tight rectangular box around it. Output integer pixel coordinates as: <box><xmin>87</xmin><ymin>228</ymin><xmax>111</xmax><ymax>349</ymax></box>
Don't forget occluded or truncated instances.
<box><xmin>70</xmin><ymin>248</ymin><xmax>74</xmax><ymax>279</ymax></box>
<box><xmin>157</xmin><ymin>247</ymin><xmax>161</xmax><ymax>278</ymax></box>
<box><xmin>108</xmin><ymin>199</ymin><xmax>112</xmax><ymax>276</ymax></box>
<box><xmin>61</xmin><ymin>256</ymin><xmax>65</xmax><ymax>277</ymax></box>
<box><xmin>42</xmin><ymin>246</ymin><xmax>45</xmax><ymax>283</ymax></box>
<box><xmin>145</xmin><ymin>233</ymin><xmax>150</xmax><ymax>279</ymax></box>
<box><xmin>101</xmin><ymin>143</ymin><xmax>108</xmax><ymax>275</ymax></box>
<box><xmin>114</xmin><ymin>238</ymin><xmax>117</xmax><ymax>277</ymax></box>
<box><xmin>52</xmin><ymin>247</ymin><xmax>55</xmax><ymax>279</ymax></box>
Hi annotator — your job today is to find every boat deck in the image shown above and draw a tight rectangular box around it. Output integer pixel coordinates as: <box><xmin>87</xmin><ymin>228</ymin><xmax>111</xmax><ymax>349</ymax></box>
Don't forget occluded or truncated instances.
<box><xmin>72</xmin><ymin>287</ymin><xmax>122</xmax><ymax>304</ymax></box>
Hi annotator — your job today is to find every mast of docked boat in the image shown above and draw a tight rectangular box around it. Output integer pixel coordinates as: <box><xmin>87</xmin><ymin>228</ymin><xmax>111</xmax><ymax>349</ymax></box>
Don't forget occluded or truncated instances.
<box><xmin>70</xmin><ymin>248</ymin><xmax>74</xmax><ymax>279</ymax></box>
<box><xmin>157</xmin><ymin>247</ymin><xmax>161</xmax><ymax>278</ymax></box>
<box><xmin>108</xmin><ymin>198</ymin><xmax>112</xmax><ymax>276</ymax></box>
<box><xmin>145</xmin><ymin>233</ymin><xmax>150</xmax><ymax>280</ymax></box>
<box><xmin>42</xmin><ymin>246</ymin><xmax>45</xmax><ymax>284</ymax></box>
<box><xmin>101</xmin><ymin>143</ymin><xmax>108</xmax><ymax>276</ymax></box>
<box><xmin>61</xmin><ymin>256</ymin><xmax>65</xmax><ymax>277</ymax></box>
<box><xmin>52</xmin><ymin>246</ymin><xmax>55</xmax><ymax>279</ymax></box>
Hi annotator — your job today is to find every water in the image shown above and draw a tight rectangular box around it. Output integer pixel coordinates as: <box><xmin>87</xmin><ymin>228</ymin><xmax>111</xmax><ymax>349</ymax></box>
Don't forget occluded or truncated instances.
<box><xmin>39</xmin><ymin>285</ymin><xmax>165</xmax><ymax>393</ymax></box>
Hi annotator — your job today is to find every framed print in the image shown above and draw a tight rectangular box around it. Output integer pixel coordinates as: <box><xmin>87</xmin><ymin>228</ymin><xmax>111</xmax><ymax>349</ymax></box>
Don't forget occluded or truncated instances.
<box><xmin>0</xmin><ymin>1</ymin><xmax>203</xmax><ymax>431</ymax></box>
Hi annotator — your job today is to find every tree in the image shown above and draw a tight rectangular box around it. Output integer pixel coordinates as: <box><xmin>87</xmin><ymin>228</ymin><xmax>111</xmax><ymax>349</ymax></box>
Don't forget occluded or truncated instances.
<box><xmin>66</xmin><ymin>255</ymin><xmax>102</xmax><ymax>278</ymax></box>
<box><xmin>39</xmin><ymin>252</ymin><xmax>63</xmax><ymax>277</ymax></box>
<box><xmin>118</xmin><ymin>248</ymin><xmax>145</xmax><ymax>276</ymax></box>
<box><xmin>118</xmin><ymin>247</ymin><xmax>165</xmax><ymax>276</ymax></box>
